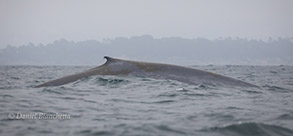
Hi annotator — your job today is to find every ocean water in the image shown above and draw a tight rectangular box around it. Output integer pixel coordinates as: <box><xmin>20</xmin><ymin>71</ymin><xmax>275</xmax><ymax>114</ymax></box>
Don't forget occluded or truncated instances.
<box><xmin>0</xmin><ymin>65</ymin><xmax>293</xmax><ymax>136</ymax></box>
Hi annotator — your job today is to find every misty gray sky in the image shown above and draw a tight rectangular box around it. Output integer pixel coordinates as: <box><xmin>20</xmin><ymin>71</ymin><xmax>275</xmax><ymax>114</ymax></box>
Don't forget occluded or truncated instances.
<box><xmin>0</xmin><ymin>0</ymin><xmax>292</xmax><ymax>48</ymax></box>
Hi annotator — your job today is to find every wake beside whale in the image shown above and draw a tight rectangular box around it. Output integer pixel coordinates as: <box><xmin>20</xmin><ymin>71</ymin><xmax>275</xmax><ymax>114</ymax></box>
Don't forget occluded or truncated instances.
<box><xmin>36</xmin><ymin>56</ymin><xmax>258</xmax><ymax>88</ymax></box>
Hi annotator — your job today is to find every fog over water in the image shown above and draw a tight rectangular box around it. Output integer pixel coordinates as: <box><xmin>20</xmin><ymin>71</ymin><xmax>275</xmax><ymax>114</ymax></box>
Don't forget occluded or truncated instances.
<box><xmin>0</xmin><ymin>36</ymin><xmax>292</xmax><ymax>66</ymax></box>
<box><xmin>0</xmin><ymin>0</ymin><xmax>293</xmax><ymax>49</ymax></box>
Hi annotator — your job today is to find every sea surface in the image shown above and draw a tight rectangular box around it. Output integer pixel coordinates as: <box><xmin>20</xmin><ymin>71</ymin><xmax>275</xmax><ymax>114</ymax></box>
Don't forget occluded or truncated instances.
<box><xmin>0</xmin><ymin>65</ymin><xmax>293</xmax><ymax>136</ymax></box>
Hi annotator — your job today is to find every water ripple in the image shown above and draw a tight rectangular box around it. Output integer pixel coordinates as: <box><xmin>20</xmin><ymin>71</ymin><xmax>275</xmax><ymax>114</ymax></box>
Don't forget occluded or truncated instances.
<box><xmin>0</xmin><ymin>65</ymin><xmax>293</xmax><ymax>136</ymax></box>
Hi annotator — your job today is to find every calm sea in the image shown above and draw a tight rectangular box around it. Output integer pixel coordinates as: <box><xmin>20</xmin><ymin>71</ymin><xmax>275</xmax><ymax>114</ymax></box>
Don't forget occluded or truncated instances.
<box><xmin>0</xmin><ymin>65</ymin><xmax>293</xmax><ymax>136</ymax></box>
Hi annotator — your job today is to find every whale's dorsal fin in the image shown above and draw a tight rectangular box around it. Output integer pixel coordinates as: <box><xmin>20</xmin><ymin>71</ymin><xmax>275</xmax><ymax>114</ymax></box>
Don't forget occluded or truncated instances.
<box><xmin>104</xmin><ymin>56</ymin><xmax>120</xmax><ymax>64</ymax></box>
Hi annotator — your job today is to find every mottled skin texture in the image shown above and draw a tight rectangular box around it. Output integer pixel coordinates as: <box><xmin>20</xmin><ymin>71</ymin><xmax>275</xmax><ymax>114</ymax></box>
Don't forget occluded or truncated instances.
<box><xmin>36</xmin><ymin>56</ymin><xmax>258</xmax><ymax>88</ymax></box>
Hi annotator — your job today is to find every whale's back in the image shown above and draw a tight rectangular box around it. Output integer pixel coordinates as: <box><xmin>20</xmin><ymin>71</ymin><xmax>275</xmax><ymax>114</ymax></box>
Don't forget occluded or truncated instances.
<box><xmin>36</xmin><ymin>56</ymin><xmax>258</xmax><ymax>88</ymax></box>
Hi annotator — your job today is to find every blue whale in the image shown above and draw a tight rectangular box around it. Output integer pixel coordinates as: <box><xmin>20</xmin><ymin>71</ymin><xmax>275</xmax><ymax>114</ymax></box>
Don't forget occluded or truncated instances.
<box><xmin>36</xmin><ymin>56</ymin><xmax>258</xmax><ymax>88</ymax></box>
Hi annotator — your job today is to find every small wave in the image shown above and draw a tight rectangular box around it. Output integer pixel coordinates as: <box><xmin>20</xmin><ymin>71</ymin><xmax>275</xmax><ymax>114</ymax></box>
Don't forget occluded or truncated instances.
<box><xmin>225</xmin><ymin>106</ymin><xmax>244</xmax><ymax>110</ymax></box>
<box><xmin>68</xmin><ymin>76</ymin><xmax>130</xmax><ymax>87</ymax></box>
<box><xmin>60</xmin><ymin>96</ymin><xmax>79</xmax><ymax>100</ymax></box>
<box><xmin>182</xmin><ymin>92</ymin><xmax>212</xmax><ymax>97</ymax></box>
<box><xmin>205</xmin><ymin>122</ymin><xmax>293</xmax><ymax>136</ymax></box>
<box><xmin>10</xmin><ymin>76</ymin><xmax>20</xmax><ymax>80</ymax></box>
<box><xmin>41</xmin><ymin>88</ymin><xmax>64</xmax><ymax>95</ymax></box>
<box><xmin>152</xmin><ymin>100</ymin><xmax>175</xmax><ymax>104</ymax></box>
<box><xmin>276</xmin><ymin>113</ymin><xmax>293</xmax><ymax>120</ymax></box>
<box><xmin>270</xmin><ymin>70</ymin><xmax>278</xmax><ymax>74</ymax></box>
<box><xmin>154</xmin><ymin>124</ymin><xmax>186</xmax><ymax>135</ymax></box>
<box><xmin>108</xmin><ymin>98</ymin><xmax>136</xmax><ymax>103</ymax></box>
<box><xmin>76</xmin><ymin>129</ymin><xmax>113</xmax><ymax>136</ymax></box>
<box><xmin>158</xmin><ymin>89</ymin><xmax>215</xmax><ymax>98</ymax></box>
<box><xmin>194</xmin><ymin>84</ymin><xmax>218</xmax><ymax>90</ymax></box>
<box><xmin>0</xmin><ymin>94</ymin><xmax>13</xmax><ymax>98</ymax></box>
<box><xmin>263</xmin><ymin>85</ymin><xmax>286</xmax><ymax>90</ymax></box>
<box><xmin>96</xmin><ymin>77</ymin><xmax>129</xmax><ymax>85</ymax></box>
<box><xmin>158</xmin><ymin>92</ymin><xmax>179</xmax><ymax>98</ymax></box>
<box><xmin>240</xmin><ymin>89</ymin><xmax>263</xmax><ymax>94</ymax></box>
<box><xmin>176</xmin><ymin>88</ymin><xmax>190</xmax><ymax>92</ymax></box>
<box><xmin>262</xmin><ymin>85</ymin><xmax>292</xmax><ymax>92</ymax></box>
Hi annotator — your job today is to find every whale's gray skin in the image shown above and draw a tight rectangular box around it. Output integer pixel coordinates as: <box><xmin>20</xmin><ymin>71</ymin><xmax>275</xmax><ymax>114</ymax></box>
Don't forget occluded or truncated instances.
<box><xmin>36</xmin><ymin>56</ymin><xmax>258</xmax><ymax>88</ymax></box>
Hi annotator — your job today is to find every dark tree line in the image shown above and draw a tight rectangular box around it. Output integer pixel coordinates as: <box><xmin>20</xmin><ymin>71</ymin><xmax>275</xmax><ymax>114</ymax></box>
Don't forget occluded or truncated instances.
<box><xmin>1</xmin><ymin>35</ymin><xmax>292</xmax><ymax>65</ymax></box>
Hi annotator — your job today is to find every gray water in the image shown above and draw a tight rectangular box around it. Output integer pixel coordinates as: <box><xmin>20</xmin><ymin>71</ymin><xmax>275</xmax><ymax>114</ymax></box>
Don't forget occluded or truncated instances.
<box><xmin>0</xmin><ymin>65</ymin><xmax>293</xmax><ymax>136</ymax></box>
